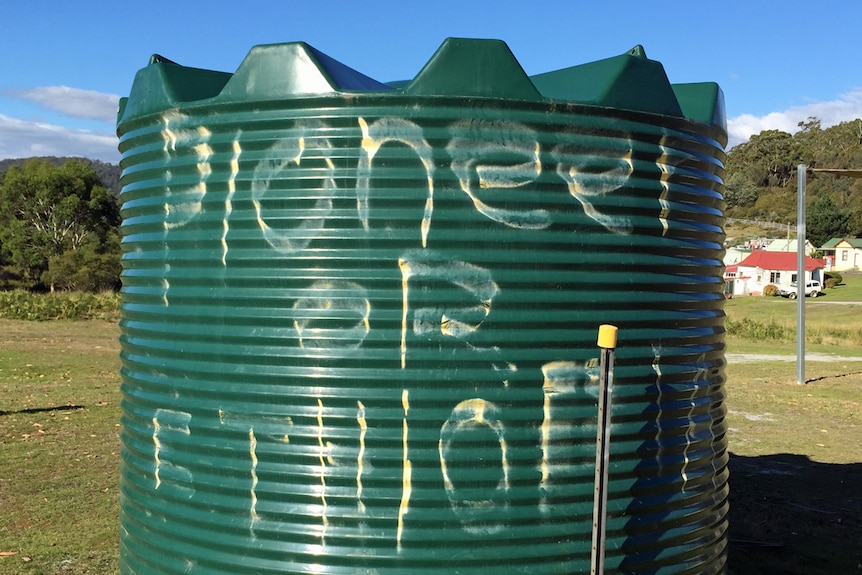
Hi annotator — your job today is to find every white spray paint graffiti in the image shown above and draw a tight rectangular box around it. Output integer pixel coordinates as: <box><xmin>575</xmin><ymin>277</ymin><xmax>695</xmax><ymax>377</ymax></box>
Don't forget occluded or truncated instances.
<box><xmin>223</xmin><ymin>133</ymin><xmax>242</xmax><ymax>265</ymax></box>
<box><xmin>248</xmin><ymin>427</ymin><xmax>259</xmax><ymax>531</ymax></box>
<box><xmin>160</xmin><ymin>111</ymin><xmax>211</xmax><ymax>230</ymax></box>
<box><xmin>356</xmin><ymin>401</ymin><xmax>368</xmax><ymax>514</ymax></box>
<box><xmin>397</xmin><ymin>390</ymin><xmax>411</xmax><ymax>551</ymax></box>
<box><xmin>217</xmin><ymin>410</ymin><xmax>293</xmax><ymax>537</ymax></box>
<box><xmin>538</xmin><ymin>359</ymin><xmax>599</xmax><ymax>515</ymax></box>
<box><xmin>152</xmin><ymin>408</ymin><xmax>193</xmax><ymax>497</ymax></box>
<box><xmin>439</xmin><ymin>398</ymin><xmax>510</xmax><ymax>535</ymax></box>
<box><xmin>683</xmin><ymin>352</ymin><xmax>710</xmax><ymax>490</ymax></box>
<box><xmin>292</xmin><ymin>280</ymin><xmax>371</xmax><ymax>350</ymax></box>
<box><xmin>448</xmin><ymin>119</ymin><xmax>550</xmax><ymax>230</ymax></box>
<box><xmin>159</xmin><ymin>112</ymin><xmax>213</xmax><ymax>307</ymax></box>
<box><xmin>398</xmin><ymin>250</ymin><xmax>499</xmax><ymax>369</ymax></box>
<box><xmin>142</xmin><ymin>112</ymin><xmax>719</xmax><ymax>549</ymax></box>
<box><xmin>552</xmin><ymin>144</ymin><xmax>634</xmax><ymax>235</ymax></box>
<box><xmin>156</xmin><ymin>114</ymin><xmax>640</xmax><ymax>270</ymax></box>
<box><xmin>357</xmin><ymin>117</ymin><xmax>435</xmax><ymax>247</ymax></box>
<box><xmin>251</xmin><ymin>120</ymin><xmax>337</xmax><ymax>253</ymax></box>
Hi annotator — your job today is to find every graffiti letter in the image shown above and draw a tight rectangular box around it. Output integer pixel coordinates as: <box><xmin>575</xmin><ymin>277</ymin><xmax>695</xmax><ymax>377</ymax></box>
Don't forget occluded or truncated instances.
<box><xmin>539</xmin><ymin>360</ymin><xmax>599</xmax><ymax>515</ymax></box>
<box><xmin>448</xmin><ymin>119</ymin><xmax>549</xmax><ymax>229</ymax></box>
<box><xmin>439</xmin><ymin>399</ymin><xmax>509</xmax><ymax>534</ymax></box>
<box><xmin>357</xmin><ymin>117</ymin><xmax>435</xmax><ymax>247</ymax></box>
<box><xmin>552</xmin><ymin>143</ymin><xmax>634</xmax><ymax>234</ymax></box>
<box><xmin>152</xmin><ymin>408</ymin><xmax>194</xmax><ymax>497</ymax></box>
<box><xmin>160</xmin><ymin>112</ymin><xmax>212</xmax><ymax>230</ymax></box>
<box><xmin>398</xmin><ymin>250</ymin><xmax>499</xmax><ymax>368</ymax></box>
<box><xmin>223</xmin><ymin>131</ymin><xmax>243</xmax><ymax>264</ymax></box>
<box><xmin>292</xmin><ymin>280</ymin><xmax>371</xmax><ymax>350</ymax></box>
<box><xmin>252</xmin><ymin>119</ymin><xmax>337</xmax><ymax>253</ymax></box>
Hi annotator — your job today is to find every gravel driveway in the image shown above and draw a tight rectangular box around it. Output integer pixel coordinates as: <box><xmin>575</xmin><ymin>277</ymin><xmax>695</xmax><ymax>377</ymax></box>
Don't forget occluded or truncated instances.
<box><xmin>726</xmin><ymin>353</ymin><xmax>862</xmax><ymax>363</ymax></box>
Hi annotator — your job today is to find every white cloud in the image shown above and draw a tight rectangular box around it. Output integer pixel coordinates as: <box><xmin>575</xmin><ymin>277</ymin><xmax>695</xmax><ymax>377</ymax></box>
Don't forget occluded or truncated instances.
<box><xmin>727</xmin><ymin>88</ymin><xmax>862</xmax><ymax>149</ymax></box>
<box><xmin>10</xmin><ymin>86</ymin><xmax>120</xmax><ymax>124</ymax></box>
<box><xmin>0</xmin><ymin>114</ymin><xmax>119</xmax><ymax>163</ymax></box>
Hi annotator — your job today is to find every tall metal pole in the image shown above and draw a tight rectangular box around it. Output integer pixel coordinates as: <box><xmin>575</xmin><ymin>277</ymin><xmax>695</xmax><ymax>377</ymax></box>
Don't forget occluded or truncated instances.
<box><xmin>591</xmin><ymin>324</ymin><xmax>618</xmax><ymax>575</ymax></box>
<box><xmin>797</xmin><ymin>165</ymin><xmax>806</xmax><ymax>384</ymax></box>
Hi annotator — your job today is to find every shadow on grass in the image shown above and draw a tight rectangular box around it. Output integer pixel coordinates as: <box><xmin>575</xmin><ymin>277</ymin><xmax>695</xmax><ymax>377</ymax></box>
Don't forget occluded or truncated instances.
<box><xmin>0</xmin><ymin>404</ymin><xmax>84</xmax><ymax>416</ymax></box>
<box><xmin>727</xmin><ymin>453</ymin><xmax>862</xmax><ymax>575</ymax></box>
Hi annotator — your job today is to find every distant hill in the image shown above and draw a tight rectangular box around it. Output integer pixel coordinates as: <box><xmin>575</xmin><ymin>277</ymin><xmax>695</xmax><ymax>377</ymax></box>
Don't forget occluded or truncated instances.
<box><xmin>0</xmin><ymin>156</ymin><xmax>121</xmax><ymax>196</ymax></box>
<box><xmin>724</xmin><ymin>118</ymin><xmax>862</xmax><ymax>243</ymax></box>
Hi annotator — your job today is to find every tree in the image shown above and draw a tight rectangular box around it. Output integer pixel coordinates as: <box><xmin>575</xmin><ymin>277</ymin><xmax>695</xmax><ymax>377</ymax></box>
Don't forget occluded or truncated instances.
<box><xmin>807</xmin><ymin>194</ymin><xmax>851</xmax><ymax>248</ymax></box>
<box><xmin>726</xmin><ymin>130</ymin><xmax>800</xmax><ymax>188</ymax></box>
<box><xmin>42</xmin><ymin>231</ymin><xmax>122</xmax><ymax>292</ymax></box>
<box><xmin>750</xmin><ymin>188</ymin><xmax>796</xmax><ymax>224</ymax></box>
<box><xmin>723</xmin><ymin>171</ymin><xmax>760</xmax><ymax>211</ymax></box>
<box><xmin>724</xmin><ymin>118</ymin><xmax>862</xmax><ymax>232</ymax></box>
<box><xmin>0</xmin><ymin>159</ymin><xmax>121</xmax><ymax>291</ymax></box>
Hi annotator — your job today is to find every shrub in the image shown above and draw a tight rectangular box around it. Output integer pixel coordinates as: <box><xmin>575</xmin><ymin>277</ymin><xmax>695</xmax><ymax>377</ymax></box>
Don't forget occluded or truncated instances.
<box><xmin>824</xmin><ymin>271</ymin><xmax>843</xmax><ymax>286</ymax></box>
<box><xmin>0</xmin><ymin>289</ymin><xmax>120</xmax><ymax>321</ymax></box>
<box><xmin>762</xmin><ymin>284</ymin><xmax>780</xmax><ymax>296</ymax></box>
<box><xmin>825</xmin><ymin>278</ymin><xmax>837</xmax><ymax>289</ymax></box>
<box><xmin>726</xmin><ymin>317</ymin><xmax>791</xmax><ymax>341</ymax></box>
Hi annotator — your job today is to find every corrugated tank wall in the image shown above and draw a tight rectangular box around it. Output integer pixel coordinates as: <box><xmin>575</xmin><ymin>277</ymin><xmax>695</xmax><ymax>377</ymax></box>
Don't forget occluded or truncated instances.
<box><xmin>116</xmin><ymin>38</ymin><xmax>729</xmax><ymax>574</ymax></box>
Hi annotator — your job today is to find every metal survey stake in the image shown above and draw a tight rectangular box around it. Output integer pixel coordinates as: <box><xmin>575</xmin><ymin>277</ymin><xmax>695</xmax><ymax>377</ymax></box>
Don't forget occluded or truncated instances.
<box><xmin>591</xmin><ymin>324</ymin><xmax>618</xmax><ymax>575</ymax></box>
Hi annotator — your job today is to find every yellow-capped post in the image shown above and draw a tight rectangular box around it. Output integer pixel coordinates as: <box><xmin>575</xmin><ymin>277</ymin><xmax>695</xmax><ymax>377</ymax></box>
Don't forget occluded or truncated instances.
<box><xmin>591</xmin><ymin>324</ymin><xmax>618</xmax><ymax>575</ymax></box>
<box><xmin>597</xmin><ymin>324</ymin><xmax>618</xmax><ymax>350</ymax></box>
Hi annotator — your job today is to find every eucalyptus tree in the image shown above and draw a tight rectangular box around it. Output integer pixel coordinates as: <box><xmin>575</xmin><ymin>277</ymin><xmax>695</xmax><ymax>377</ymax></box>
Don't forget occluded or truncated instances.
<box><xmin>0</xmin><ymin>159</ymin><xmax>120</xmax><ymax>290</ymax></box>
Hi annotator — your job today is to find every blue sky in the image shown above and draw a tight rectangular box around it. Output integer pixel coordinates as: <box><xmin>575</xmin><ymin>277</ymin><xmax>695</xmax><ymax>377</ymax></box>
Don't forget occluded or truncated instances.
<box><xmin>1</xmin><ymin>0</ymin><xmax>860</xmax><ymax>164</ymax></box>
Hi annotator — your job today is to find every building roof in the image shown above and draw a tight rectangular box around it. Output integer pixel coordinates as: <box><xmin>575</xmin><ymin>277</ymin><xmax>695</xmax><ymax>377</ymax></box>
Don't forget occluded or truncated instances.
<box><xmin>823</xmin><ymin>238</ymin><xmax>862</xmax><ymax>250</ymax></box>
<box><xmin>736</xmin><ymin>250</ymin><xmax>825</xmax><ymax>272</ymax></box>
<box><xmin>822</xmin><ymin>237</ymin><xmax>862</xmax><ymax>249</ymax></box>
<box><xmin>763</xmin><ymin>238</ymin><xmax>813</xmax><ymax>252</ymax></box>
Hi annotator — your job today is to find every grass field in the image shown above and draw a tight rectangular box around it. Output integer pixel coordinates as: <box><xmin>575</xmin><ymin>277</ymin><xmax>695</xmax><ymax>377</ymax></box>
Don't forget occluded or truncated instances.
<box><xmin>1</xmin><ymin>280</ymin><xmax>861</xmax><ymax>574</ymax></box>
<box><xmin>726</xmin><ymin>273</ymin><xmax>862</xmax><ymax>356</ymax></box>
<box><xmin>724</xmin><ymin>360</ymin><xmax>862</xmax><ymax>574</ymax></box>
<box><xmin>723</xmin><ymin>277</ymin><xmax>862</xmax><ymax>573</ymax></box>
<box><xmin>1</xmin><ymin>320</ymin><xmax>120</xmax><ymax>574</ymax></box>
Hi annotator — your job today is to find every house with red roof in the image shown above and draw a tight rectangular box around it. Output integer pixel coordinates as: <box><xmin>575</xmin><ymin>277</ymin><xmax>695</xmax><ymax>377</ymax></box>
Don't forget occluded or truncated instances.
<box><xmin>724</xmin><ymin>251</ymin><xmax>826</xmax><ymax>297</ymax></box>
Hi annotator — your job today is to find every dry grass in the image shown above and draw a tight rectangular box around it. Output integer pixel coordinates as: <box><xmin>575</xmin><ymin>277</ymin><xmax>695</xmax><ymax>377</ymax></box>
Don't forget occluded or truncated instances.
<box><xmin>725</xmin><ymin>361</ymin><xmax>862</xmax><ymax>574</ymax></box>
<box><xmin>1</xmin><ymin>316</ymin><xmax>861</xmax><ymax>574</ymax></box>
<box><xmin>0</xmin><ymin>320</ymin><xmax>120</xmax><ymax>574</ymax></box>
<box><xmin>725</xmin><ymin>273</ymin><xmax>862</xmax><ymax>354</ymax></box>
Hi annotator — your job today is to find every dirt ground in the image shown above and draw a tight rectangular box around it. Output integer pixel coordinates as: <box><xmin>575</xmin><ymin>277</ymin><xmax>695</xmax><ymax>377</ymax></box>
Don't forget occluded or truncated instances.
<box><xmin>727</xmin><ymin>353</ymin><xmax>862</xmax><ymax>363</ymax></box>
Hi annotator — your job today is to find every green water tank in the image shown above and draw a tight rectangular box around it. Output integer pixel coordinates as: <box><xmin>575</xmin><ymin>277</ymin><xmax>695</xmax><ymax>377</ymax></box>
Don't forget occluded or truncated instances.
<box><xmin>116</xmin><ymin>38</ymin><xmax>728</xmax><ymax>574</ymax></box>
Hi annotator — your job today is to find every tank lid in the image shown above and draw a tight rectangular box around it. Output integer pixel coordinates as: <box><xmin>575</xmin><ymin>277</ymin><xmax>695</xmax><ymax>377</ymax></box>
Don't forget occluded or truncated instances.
<box><xmin>530</xmin><ymin>45</ymin><xmax>684</xmax><ymax>117</ymax></box>
<box><xmin>405</xmin><ymin>37</ymin><xmax>542</xmax><ymax>101</ymax></box>
<box><xmin>117</xmin><ymin>38</ymin><xmax>726</xmax><ymax>136</ymax></box>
